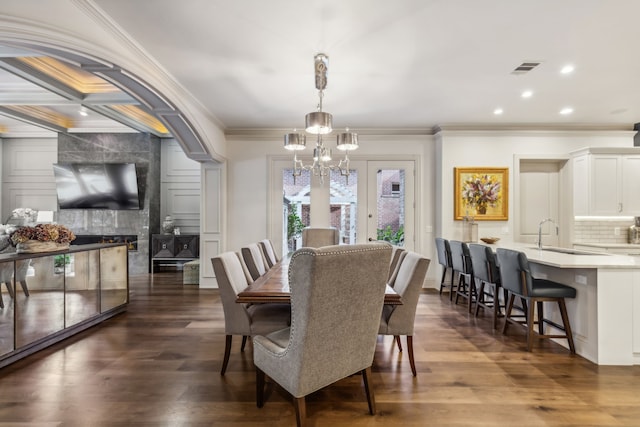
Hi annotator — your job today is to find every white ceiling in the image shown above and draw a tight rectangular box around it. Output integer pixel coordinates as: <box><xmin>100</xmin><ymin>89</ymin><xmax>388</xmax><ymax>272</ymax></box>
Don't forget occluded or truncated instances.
<box><xmin>2</xmin><ymin>0</ymin><xmax>640</xmax><ymax>136</ymax></box>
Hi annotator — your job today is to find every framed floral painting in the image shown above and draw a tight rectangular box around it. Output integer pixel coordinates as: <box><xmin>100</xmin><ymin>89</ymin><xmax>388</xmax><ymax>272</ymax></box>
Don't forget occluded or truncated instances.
<box><xmin>454</xmin><ymin>167</ymin><xmax>509</xmax><ymax>221</ymax></box>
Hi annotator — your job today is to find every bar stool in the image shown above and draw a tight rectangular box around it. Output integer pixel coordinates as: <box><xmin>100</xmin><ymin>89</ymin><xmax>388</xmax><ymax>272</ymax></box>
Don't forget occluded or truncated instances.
<box><xmin>450</xmin><ymin>240</ymin><xmax>476</xmax><ymax>313</ymax></box>
<box><xmin>496</xmin><ymin>248</ymin><xmax>576</xmax><ymax>353</ymax></box>
<box><xmin>468</xmin><ymin>244</ymin><xmax>504</xmax><ymax>329</ymax></box>
<box><xmin>435</xmin><ymin>237</ymin><xmax>455</xmax><ymax>300</ymax></box>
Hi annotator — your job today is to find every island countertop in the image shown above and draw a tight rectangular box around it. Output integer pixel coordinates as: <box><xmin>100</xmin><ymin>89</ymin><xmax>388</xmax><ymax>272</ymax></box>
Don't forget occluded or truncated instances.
<box><xmin>482</xmin><ymin>241</ymin><xmax>640</xmax><ymax>269</ymax></box>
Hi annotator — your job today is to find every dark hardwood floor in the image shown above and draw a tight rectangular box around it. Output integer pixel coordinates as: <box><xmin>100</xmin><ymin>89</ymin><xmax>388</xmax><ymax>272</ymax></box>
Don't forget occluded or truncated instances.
<box><xmin>1</xmin><ymin>272</ymin><xmax>640</xmax><ymax>426</ymax></box>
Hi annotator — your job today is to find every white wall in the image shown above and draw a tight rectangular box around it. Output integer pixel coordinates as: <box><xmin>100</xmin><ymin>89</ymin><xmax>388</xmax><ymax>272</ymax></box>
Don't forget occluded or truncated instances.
<box><xmin>161</xmin><ymin>139</ymin><xmax>201</xmax><ymax>235</ymax></box>
<box><xmin>225</xmin><ymin>132</ymin><xmax>438</xmax><ymax>283</ymax></box>
<box><xmin>1</xmin><ymin>138</ymin><xmax>58</xmax><ymax>220</ymax></box>
<box><xmin>435</xmin><ymin>129</ymin><xmax>636</xmax><ymax>243</ymax></box>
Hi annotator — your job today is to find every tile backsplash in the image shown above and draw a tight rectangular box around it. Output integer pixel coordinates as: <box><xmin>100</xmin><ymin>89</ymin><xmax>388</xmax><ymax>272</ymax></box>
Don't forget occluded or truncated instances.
<box><xmin>573</xmin><ymin>218</ymin><xmax>634</xmax><ymax>244</ymax></box>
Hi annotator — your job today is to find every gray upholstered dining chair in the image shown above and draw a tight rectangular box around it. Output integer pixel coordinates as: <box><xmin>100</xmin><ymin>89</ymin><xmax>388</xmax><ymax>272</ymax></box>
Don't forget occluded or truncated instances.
<box><xmin>450</xmin><ymin>240</ymin><xmax>476</xmax><ymax>312</ymax></box>
<box><xmin>387</xmin><ymin>245</ymin><xmax>406</xmax><ymax>285</ymax></box>
<box><xmin>435</xmin><ymin>237</ymin><xmax>455</xmax><ymax>299</ymax></box>
<box><xmin>211</xmin><ymin>252</ymin><xmax>291</xmax><ymax>375</ymax></box>
<box><xmin>258</xmin><ymin>239</ymin><xmax>279</xmax><ymax>268</ymax></box>
<box><xmin>241</xmin><ymin>243</ymin><xmax>268</xmax><ymax>281</ymax></box>
<box><xmin>300</xmin><ymin>227</ymin><xmax>340</xmax><ymax>248</ymax></box>
<box><xmin>378</xmin><ymin>250</ymin><xmax>430</xmax><ymax>376</ymax></box>
<box><xmin>468</xmin><ymin>243</ymin><xmax>503</xmax><ymax>329</ymax></box>
<box><xmin>496</xmin><ymin>248</ymin><xmax>576</xmax><ymax>353</ymax></box>
<box><xmin>253</xmin><ymin>242</ymin><xmax>392</xmax><ymax>427</ymax></box>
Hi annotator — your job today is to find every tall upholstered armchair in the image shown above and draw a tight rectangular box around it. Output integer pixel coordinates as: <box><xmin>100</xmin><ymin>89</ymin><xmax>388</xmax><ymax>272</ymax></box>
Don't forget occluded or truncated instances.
<box><xmin>253</xmin><ymin>242</ymin><xmax>392</xmax><ymax>427</ymax></box>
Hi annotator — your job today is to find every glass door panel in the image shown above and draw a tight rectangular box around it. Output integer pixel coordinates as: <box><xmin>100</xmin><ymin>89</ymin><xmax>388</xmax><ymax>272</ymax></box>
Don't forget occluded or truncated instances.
<box><xmin>283</xmin><ymin>169</ymin><xmax>311</xmax><ymax>254</ymax></box>
<box><xmin>367</xmin><ymin>161</ymin><xmax>415</xmax><ymax>250</ymax></box>
<box><xmin>330</xmin><ymin>169</ymin><xmax>358</xmax><ymax>244</ymax></box>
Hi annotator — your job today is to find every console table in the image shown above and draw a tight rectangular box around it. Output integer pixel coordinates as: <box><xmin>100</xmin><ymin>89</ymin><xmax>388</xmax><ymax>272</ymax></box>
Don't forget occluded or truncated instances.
<box><xmin>151</xmin><ymin>234</ymin><xmax>199</xmax><ymax>273</ymax></box>
<box><xmin>0</xmin><ymin>243</ymin><xmax>128</xmax><ymax>368</ymax></box>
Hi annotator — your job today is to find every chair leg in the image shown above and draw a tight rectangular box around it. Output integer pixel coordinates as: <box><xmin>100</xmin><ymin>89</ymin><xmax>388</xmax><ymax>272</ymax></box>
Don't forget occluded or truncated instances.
<box><xmin>503</xmin><ymin>293</ymin><xmax>515</xmax><ymax>334</ymax></box>
<box><xmin>527</xmin><ymin>300</ymin><xmax>536</xmax><ymax>352</ymax></box>
<box><xmin>241</xmin><ymin>335</ymin><xmax>248</xmax><ymax>352</ymax></box>
<box><xmin>558</xmin><ymin>299</ymin><xmax>576</xmax><ymax>354</ymax></box>
<box><xmin>492</xmin><ymin>285</ymin><xmax>499</xmax><ymax>330</ymax></box>
<box><xmin>4</xmin><ymin>281</ymin><xmax>14</xmax><ymax>299</ymax></box>
<box><xmin>474</xmin><ymin>280</ymin><xmax>486</xmax><ymax>317</ymax></box>
<box><xmin>221</xmin><ymin>335</ymin><xmax>232</xmax><ymax>375</ymax></box>
<box><xmin>406</xmin><ymin>336</ymin><xmax>416</xmax><ymax>376</ymax></box>
<box><xmin>537</xmin><ymin>301</ymin><xmax>544</xmax><ymax>335</ymax></box>
<box><xmin>394</xmin><ymin>335</ymin><xmax>402</xmax><ymax>352</ymax></box>
<box><xmin>0</xmin><ymin>289</ymin><xmax>3</xmax><ymax>309</ymax></box>
<box><xmin>439</xmin><ymin>269</ymin><xmax>447</xmax><ymax>295</ymax></box>
<box><xmin>256</xmin><ymin>368</ymin><xmax>265</xmax><ymax>408</ymax></box>
<box><xmin>467</xmin><ymin>277</ymin><xmax>476</xmax><ymax>313</ymax></box>
<box><xmin>455</xmin><ymin>275</ymin><xmax>465</xmax><ymax>305</ymax></box>
<box><xmin>449</xmin><ymin>270</ymin><xmax>457</xmax><ymax>301</ymax></box>
<box><xmin>362</xmin><ymin>367</ymin><xmax>377</xmax><ymax>415</ymax></box>
<box><xmin>294</xmin><ymin>396</ymin><xmax>307</xmax><ymax>427</ymax></box>
<box><xmin>19</xmin><ymin>280</ymin><xmax>29</xmax><ymax>296</ymax></box>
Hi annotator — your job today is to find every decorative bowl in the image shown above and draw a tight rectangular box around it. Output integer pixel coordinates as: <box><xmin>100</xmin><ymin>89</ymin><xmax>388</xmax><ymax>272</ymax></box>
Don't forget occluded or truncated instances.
<box><xmin>480</xmin><ymin>237</ymin><xmax>500</xmax><ymax>244</ymax></box>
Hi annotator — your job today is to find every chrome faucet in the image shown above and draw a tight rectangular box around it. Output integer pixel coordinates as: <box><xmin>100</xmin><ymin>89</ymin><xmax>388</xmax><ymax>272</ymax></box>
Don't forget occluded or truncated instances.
<box><xmin>537</xmin><ymin>218</ymin><xmax>559</xmax><ymax>249</ymax></box>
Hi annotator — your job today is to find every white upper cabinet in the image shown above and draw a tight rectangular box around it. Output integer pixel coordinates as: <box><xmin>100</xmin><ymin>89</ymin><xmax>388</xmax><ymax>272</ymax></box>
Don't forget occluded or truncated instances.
<box><xmin>572</xmin><ymin>148</ymin><xmax>640</xmax><ymax>216</ymax></box>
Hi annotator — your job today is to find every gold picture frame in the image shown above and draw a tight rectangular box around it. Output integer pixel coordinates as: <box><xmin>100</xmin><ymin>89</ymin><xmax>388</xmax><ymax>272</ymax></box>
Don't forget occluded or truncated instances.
<box><xmin>454</xmin><ymin>167</ymin><xmax>508</xmax><ymax>221</ymax></box>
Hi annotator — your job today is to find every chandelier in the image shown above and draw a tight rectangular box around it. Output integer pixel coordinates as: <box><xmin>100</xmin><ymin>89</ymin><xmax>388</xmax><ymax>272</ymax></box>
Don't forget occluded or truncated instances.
<box><xmin>284</xmin><ymin>53</ymin><xmax>359</xmax><ymax>184</ymax></box>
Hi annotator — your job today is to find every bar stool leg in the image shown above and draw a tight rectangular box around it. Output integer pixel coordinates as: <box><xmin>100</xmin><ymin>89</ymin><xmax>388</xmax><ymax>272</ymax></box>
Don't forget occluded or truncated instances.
<box><xmin>558</xmin><ymin>299</ymin><xmax>576</xmax><ymax>354</ymax></box>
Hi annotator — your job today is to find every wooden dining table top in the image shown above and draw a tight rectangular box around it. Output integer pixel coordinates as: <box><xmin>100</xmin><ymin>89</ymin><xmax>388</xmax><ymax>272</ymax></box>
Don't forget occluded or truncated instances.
<box><xmin>236</xmin><ymin>257</ymin><xmax>402</xmax><ymax>305</ymax></box>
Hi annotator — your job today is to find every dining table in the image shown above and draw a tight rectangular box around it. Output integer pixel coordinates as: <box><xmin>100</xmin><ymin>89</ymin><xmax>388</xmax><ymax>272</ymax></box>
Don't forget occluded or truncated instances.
<box><xmin>236</xmin><ymin>256</ymin><xmax>402</xmax><ymax>305</ymax></box>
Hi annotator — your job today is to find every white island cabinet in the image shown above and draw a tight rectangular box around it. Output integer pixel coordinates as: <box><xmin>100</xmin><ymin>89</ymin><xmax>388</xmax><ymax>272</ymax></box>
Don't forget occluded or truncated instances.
<box><xmin>488</xmin><ymin>243</ymin><xmax>640</xmax><ymax>365</ymax></box>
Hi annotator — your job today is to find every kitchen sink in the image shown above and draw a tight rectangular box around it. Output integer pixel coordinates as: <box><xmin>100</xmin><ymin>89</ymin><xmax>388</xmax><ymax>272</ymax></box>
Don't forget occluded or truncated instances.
<box><xmin>530</xmin><ymin>246</ymin><xmax>605</xmax><ymax>255</ymax></box>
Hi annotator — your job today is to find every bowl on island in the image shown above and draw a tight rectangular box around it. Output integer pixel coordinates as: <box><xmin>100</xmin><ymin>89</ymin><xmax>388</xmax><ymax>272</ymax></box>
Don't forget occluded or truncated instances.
<box><xmin>480</xmin><ymin>237</ymin><xmax>500</xmax><ymax>244</ymax></box>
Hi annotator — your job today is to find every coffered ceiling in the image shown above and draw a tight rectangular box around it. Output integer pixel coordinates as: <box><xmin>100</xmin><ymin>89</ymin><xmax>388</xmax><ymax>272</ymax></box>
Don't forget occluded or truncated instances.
<box><xmin>2</xmin><ymin>0</ymin><xmax>640</xmax><ymax>140</ymax></box>
<box><xmin>0</xmin><ymin>47</ymin><xmax>170</xmax><ymax>137</ymax></box>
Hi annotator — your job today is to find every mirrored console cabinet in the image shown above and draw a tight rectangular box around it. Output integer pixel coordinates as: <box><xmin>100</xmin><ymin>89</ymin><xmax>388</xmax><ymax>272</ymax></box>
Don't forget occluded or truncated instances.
<box><xmin>0</xmin><ymin>243</ymin><xmax>129</xmax><ymax>368</ymax></box>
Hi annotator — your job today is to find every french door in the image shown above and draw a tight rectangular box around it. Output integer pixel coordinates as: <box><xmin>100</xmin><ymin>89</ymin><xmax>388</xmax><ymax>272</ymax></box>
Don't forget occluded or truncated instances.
<box><xmin>272</xmin><ymin>158</ymin><xmax>415</xmax><ymax>255</ymax></box>
<box><xmin>365</xmin><ymin>160</ymin><xmax>415</xmax><ymax>250</ymax></box>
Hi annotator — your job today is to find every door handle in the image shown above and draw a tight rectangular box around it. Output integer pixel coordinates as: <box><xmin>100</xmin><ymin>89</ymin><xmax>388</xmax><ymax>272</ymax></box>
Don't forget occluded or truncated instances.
<box><xmin>368</xmin><ymin>237</ymin><xmax>374</xmax><ymax>241</ymax></box>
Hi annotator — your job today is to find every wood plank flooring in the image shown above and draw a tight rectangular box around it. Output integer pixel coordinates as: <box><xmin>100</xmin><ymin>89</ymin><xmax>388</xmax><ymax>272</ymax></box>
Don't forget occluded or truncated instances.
<box><xmin>0</xmin><ymin>272</ymin><xmax>640</xmax><ymax>426</ymax></box>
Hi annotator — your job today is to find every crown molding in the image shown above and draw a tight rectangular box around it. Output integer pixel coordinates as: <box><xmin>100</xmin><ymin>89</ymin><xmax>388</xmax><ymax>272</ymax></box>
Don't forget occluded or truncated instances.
<box><xmin>434</xmin><ymin>123</ymin><xmax>636</xmax><ymax>135</ymax></box>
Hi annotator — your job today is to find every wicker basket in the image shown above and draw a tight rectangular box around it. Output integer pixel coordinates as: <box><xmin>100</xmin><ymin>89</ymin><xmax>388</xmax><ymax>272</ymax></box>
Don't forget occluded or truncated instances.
<box><xmin>16</xmin><ymin>240</ymin><xmax>70</xmax><ymax>254</ymax></box>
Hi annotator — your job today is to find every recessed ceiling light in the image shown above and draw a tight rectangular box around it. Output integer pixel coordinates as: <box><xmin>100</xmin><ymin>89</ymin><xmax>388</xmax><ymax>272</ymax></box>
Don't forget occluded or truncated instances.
<box><xmin>521</xmin><ymin>90</ymin><xmax>533</xmax><ymax>98</ymax></box>
<box><xmin>560</xmin><ymin>107</ymin><xmax>574</xmax><ymax>115</ymax></box>
<box><xmin>493</xmin><ymin>108</ymin><xmax>503</xmax><ymax>115</ymax></box>
<box><xmin>560</xmin><ymin>64</ymin><xmax>575</xmax><ymax>74</ymax></box>
<box><xmin>78</xmin><ymin>106</ymin><xmax>88</xmax><ymax>117</ymax></box>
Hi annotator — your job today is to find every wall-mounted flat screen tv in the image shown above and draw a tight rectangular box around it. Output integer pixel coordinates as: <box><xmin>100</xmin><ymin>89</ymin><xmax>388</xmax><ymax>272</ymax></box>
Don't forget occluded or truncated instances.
<box><xmin>53</xmin><ymin>163</ymin><xmax>140</xmax><ymax>210</ymax></box>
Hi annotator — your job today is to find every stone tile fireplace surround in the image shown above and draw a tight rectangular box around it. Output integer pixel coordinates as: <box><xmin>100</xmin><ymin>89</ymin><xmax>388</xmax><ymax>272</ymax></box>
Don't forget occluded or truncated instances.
<box><xmin>56</xmin><ymin>133</ymin><xmax>161</xmax><ymax>274</ymax></box>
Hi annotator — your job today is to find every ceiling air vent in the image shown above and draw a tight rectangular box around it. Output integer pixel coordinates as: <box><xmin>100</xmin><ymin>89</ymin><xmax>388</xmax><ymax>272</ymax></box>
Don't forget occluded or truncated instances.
<box><xmin>511</xmin><ymin>61</ymin><xmax>542</xmax><ymax>75</ymax></box>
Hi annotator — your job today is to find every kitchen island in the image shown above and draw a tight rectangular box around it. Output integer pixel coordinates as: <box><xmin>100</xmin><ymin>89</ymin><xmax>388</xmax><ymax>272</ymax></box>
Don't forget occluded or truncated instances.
<box><xmin>486</xmin><ymin>242</ymin><xmax>640</xmax><ymax>365</ymax></box>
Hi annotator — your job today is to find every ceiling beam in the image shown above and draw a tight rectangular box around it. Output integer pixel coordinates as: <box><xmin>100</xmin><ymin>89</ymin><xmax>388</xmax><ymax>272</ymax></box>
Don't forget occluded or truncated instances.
<box><xmin>0</xmin><ymin>106</ymin><xmax>68</xmax><ymax>133</ymax></box>
<box><xmin>0</xmin><ymin>57</ymin><xmax>85</xmax><ymax>101</ymax></box>
<box><xmin>88</xmin><ymin>104</ymin><xmax>169</xmax><ymax>137</ymax></box>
